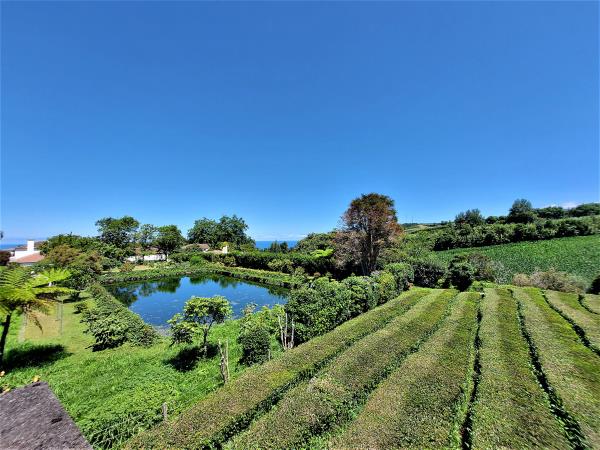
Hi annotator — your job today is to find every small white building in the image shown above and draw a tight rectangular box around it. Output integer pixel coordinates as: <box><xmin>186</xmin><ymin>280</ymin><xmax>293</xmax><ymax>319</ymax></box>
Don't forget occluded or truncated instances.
<box><xmin>9</xmin><ymin>240</ymin><xmax>45</xmax><ymax>266</ymax></box>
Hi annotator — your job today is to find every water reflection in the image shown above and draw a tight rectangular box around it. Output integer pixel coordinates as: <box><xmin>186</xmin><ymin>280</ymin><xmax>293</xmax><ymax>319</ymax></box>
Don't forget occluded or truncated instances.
<box><xmin>106</xmin><ymin>274</ymin><xmax>288</xmax><ymax>326</ymax></box>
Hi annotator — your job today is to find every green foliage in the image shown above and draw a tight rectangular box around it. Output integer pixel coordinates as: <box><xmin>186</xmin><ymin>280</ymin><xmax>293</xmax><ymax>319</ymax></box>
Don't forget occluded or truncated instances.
<box><xmin>455</xmin><ymin>208</ymin><xmax>485</xmax><ymax>227</ymax></box>
<box><xmin>154</xmin><ymin>225</ymin><xmax>185</xmax><ymax>258</ymax></box>
<box><xmin>82</xmin><ymin>285</ymin><xmax>158</xmax><ymax>350</ymax></box>
<box><xmin>267</xmin><ymin>241</ymin><xmax>289</xmax><ymax>253</ymax></box>
<box><xmin>128</xmin><ymin>289</ymin><xmax>431</xmax><ymax>449</ymax></box>
<box><xmin>41</xmin><ymin>233</ymin><xmax>128</xmax><ymax>266</ymax></box>
<box><xmin>436</xmin><ymin>235</ymin><xmax>600</xmax><ymax>284</ymax></box>
<box><xmin>294</xmin><ymin>232</ymin><xmax>335</xmax><ymax>254</ymax></box>
<box><xmin>96</xmin><ymin>216</ymin><xmax>140</xmax><ymax>250</ymax></box>
<box><xmin>341</xmin><ymin>276</ymin><xmax>379</xmax><ymax>316</ymax></box>
<box><xmin>373</xmin><ymin>270</ymin><xmax>398</xmax><ymax>304</ymax></box>
<box><xmin>508</xmin><ymin>198</ymin><xmax>537</xmax><ymax>223</ymax></box>
<box><xmin>286</xmin><ymin>278</ymin><xmax>353</xmax><ymax>343</ymax></box>
<box><xmin>384</xmin><ymin>262</ymin><xmax>414</xmax><ymax>291</ymax></box>
<box><xmin>536</xmin><ymin>206</ymin><xmax>566</xmax><ymax>219</ymax></box>
<box><xmin>408</xmin><ymin>256</ymin><xmax>446</xmax><ymax>287</ymax></box>
<box><xmin>237</xmin><ymin>326</ymin><xmax>271</xmax><ymax>365</ymax></box>
<box><xmin>431</xmin><ymin>215</ymin><xmax>600</xmax><ymax>250</ymax></box>
<box><xmin>267</xmin><ymin>258</ymin><xmax>294</xmax><ymax>273</ymax></box>
<box><xmin>447</xmin><ymin>257</ymin><xmax>475</xmax><ymax>291</ymax></box>
<box><xmin>569</xmin><ymin>202</ymin><xmax>600</xmax><ymax>217</ymax></box>
<box><xmin>168</xmin><ymin>296</ymin><xmax>233</xmax><ymax>348</ymax></box>
<box><xmin>73</xmin><ymin>302</ymin><xmax>89</xmax><ymax>314</ymax></box>
<box><xmin>187</xmin><ymin>215</ymin><xmax>254</xmax><ymax>248</ymax></box>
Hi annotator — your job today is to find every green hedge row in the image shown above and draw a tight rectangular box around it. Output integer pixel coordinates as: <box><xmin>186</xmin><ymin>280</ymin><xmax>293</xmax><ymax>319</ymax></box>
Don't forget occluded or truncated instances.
<box><xmin>125</xmin><ymin>289</ymin><xmax>432</xmax><ymax>449</ymax></box>
<box><xmin>99</xmin><ymin>264</ymin><xmax>303</xmax><ymax>288</ymax></box>
<box><xmin>432</xmin><ymin>216</ymin><xmax>600</xmax><ymax>251</ymax></box>
<box><xmin>515</xmin><ymin>287</ymin><xmax>600</xmax><ymax>447</ymax></box>
<box><xmin>171</xmin><ymin>249</ymin><xmax>338</xmax><ymax>276</ymax></box>
<box><xmin>332</xmin><ymin>292</ymin><xmax>478</xmax><ymax>449</ymax></box>
<box><xmin>83</xmin><ymin>284</ymin><xmax>159</xmax><ymax>350</ymax></box>
<box><xmin>471</xmin><ymin>288</ymin><xmax>569</xmax><ymax>448</ymax></box>
<box><xmin>231</xmin><ymin>289</ymin><xmax>456</xmax><ymax>449</ymax></box>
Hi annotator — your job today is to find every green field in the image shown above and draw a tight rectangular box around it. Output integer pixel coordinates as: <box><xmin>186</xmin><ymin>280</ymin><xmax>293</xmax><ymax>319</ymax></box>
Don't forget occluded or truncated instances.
<box><xmin>436</xmin><ymin>235</ymin><xmax>600</xmax><ymax>283</ymax></box>
<box><xmin>128</xmin><ymin>286</ymin><xmax>600</xmax><ymax>449</ymax></box>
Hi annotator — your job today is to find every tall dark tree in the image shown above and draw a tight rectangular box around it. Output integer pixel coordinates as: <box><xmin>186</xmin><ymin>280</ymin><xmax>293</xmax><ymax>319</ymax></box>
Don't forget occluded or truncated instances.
<box><xmin>335</xmin><ymin>193</ymin><xmax>402</xmax><ymax>275</ymax></box>
<box><xmin>95</xmin><ymin>216</ymin><xmax>140</xmax><ymax>248</ymax></box>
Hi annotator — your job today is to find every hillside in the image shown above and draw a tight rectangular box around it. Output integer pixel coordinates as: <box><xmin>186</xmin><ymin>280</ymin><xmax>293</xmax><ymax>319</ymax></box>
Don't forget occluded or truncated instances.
<box><xmin>435</xmin><ymin>235</ymin><xmax>600</xmax><ymax>283</ymax></box>
<box><xmin>127</xmin><ymin>286</ymin><xmax>600</xmax><ymax>449</ymax></box>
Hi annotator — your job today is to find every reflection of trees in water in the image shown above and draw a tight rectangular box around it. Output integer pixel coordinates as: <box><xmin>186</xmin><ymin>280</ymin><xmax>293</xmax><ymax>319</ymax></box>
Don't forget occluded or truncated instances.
<box><xmin>156</xmin><ymin>278</ymin><xmax>181</xmax><ymax>293</ymax></box>
<box><xmin>139</xmin><ymin>281</ymin><xmax>159</xmax><ymax>297</ymax></box>
<box><xmin>109</xmin><ymin>285</ymin><xmax>139</xmax><ymax>306</ymax></box>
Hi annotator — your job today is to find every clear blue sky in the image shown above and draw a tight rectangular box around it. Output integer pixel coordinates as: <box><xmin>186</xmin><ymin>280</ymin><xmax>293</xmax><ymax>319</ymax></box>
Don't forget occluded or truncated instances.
<box><xmin>1</xmin><ymin>1</ymin><xmax>598</xmax><ymax>241</ymax></box>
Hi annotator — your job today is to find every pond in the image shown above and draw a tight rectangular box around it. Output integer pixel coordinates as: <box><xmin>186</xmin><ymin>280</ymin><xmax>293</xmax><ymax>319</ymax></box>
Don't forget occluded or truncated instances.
<box><xmin>106</xmin><ymin>274</ymin><xmax>288</xmax><ymax>327</ymax></box>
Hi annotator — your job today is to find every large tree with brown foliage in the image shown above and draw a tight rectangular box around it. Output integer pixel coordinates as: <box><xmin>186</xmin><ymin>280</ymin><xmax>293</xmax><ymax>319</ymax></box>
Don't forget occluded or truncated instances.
<box><xmin>335</xmin><ymin>193</ymin><xmax>403</xmax><ymax>275</ymax></box>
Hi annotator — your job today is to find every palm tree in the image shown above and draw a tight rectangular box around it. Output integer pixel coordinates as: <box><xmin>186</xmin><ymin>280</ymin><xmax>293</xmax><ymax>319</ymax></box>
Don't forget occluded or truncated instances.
<box><xmin>0</xmin><ymin>267</ymin><xmax>72</xmax><ymax>368</ymax></box>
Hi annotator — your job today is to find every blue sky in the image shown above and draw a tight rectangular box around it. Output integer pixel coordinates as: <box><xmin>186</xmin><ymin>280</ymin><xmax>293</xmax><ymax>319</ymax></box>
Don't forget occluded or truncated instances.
<box><xmin>1</xmin><ymin>1</ymin><xmax>598</xmax><ymax>241</ymax></box>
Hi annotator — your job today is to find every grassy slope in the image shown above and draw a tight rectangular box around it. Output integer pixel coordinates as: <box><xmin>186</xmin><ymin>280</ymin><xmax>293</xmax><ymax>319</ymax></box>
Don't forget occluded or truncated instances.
<box><xmin>1</xmin><ymin>301</ymin><xmax>251</xmax><ymax>449</ymax></box>
<box><xmin>435</xmin><ymin>235</ymin><xmax>600</xmax><ymax>283</ymax></box>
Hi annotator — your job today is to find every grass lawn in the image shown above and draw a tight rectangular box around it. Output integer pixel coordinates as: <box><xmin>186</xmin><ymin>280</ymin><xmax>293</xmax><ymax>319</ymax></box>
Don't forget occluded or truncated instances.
<box><xmin>1</xmin><ymin>300</ymin><xmax>263</xmax><ymax>449</ymax></box>
<box><xmin>436</xmin><ymin>235</ymin><xmax>600</xmax><ymax>284</ymax></box>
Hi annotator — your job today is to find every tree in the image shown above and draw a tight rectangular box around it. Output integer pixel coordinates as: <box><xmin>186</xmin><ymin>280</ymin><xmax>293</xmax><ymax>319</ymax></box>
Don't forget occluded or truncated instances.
<box><xmin>155</xmin><ymin>225</ymin><xmax>185</xmax><ymax>260</ymax></box>
<box><xmin>42</xmin><ymin>245</ymin><xmax>103</xmax><ymax>290</ymax></box>
<box><xmin>335</xmin><ymin>193</ymin><xmax>402</xmax><ymax>275</ymax></box>
<box><xmin>187</xmin><ymin>215</ymin><xmax>254</xmax><ymax>248</ymax></box>
<box><xmin>447</xmin><ymin>257</ymin><xmax>475</xmax><ymax>291</ymax></box>
<box><xmin>95</xmin><ymin>216</ymin><xmax>140</xmax><ymax>249</ymax></box>
<box><xmin>508</xmin><ymin>199</ymin><xmax>537</xmax><ymax>223</ymax></box>
<box><xmin>568</xmin><ymin>203</ymin><xmax>600</xmax><ymax>217</ymax></box>
<box><xmin>0</xmin><ymin>267</ymin><xmax>72</xmax><ymax>367</ymax></box>
<box><xmin>454</xmin><ymin>209</ymin><xmax>485</xmax><ymax>227</ymax></box>
<box><xmin>187</xmin><ymin>218</ymin><xmax>220</xmax><ymax>246</ymax></box>
<box><xmin>0</xmin><ymin>251</ymin><xmax>10</xmax><ymax>266</ymax></box>
<box><xmin>136</xmin><ymin>224</ymin><xmax>159</xmax><ymax>252</ymax></box>
<box><xmin>294</xmin><ymin>232</ymin><xmax>335</xmax><ymax>254</ymax></box>
<box><xmin>168</xmin><ymin>296</ymin><xmax>233</xmax><ymax>351</ymax></box>
<box><xmin>536</xmin><ymin>206</ymin><xmax>565</xmax><ymax>219</ymax></box>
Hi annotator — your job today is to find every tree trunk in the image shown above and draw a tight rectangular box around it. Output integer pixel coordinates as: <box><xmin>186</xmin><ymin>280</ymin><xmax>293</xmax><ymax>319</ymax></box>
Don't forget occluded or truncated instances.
<box><xmin>0</xmin><ymin>313</ymin><xmax>12</xmax><ymax>368</ymax></box>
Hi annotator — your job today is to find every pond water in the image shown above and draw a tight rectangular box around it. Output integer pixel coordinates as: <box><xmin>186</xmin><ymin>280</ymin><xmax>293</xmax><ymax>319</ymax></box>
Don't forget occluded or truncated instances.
<box><xmin>107</xmin><ymin>274</ymin><xmax>288</xmax><ymax>327</ymax></box>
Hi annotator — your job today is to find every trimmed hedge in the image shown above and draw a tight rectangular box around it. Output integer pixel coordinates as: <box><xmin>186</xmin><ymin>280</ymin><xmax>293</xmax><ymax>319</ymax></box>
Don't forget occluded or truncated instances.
<box><xmin>125</xmin><ymin>289</ymin><xmax>432</xmax><ymax>449</ymax></box>
<box><xmin>83</xmin><ymin>284</ymin><xmax>159</xmax><ymax>350</ymax></box>
<box><xmin>515</xmin><ymin>287</ymin><xmax>600</xmax><ymax>447</ymax></box>
<box><xmin>231</xmin><ymin>289</ymin><xmax>457</xmax><ymax>449</ymax></box>
<box><xmin>470</xmin><ymin>288</ymin><xmax>569</xmax><ymax>448</ymax></box>
<box><xmin>332</xmin><ymin>292</ymin><xmax>478</xmax><ymax>449</ymax></box>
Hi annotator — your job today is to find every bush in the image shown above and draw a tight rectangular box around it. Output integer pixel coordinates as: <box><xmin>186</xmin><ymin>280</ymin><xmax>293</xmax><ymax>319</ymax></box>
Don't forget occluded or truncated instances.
<box><xmin>238</xmin><ymin>326</ymin><xmax>271</xmax><ymax>365</ymax></box>
<box><xmin>373</xmin><ymin>270</ymin><xmax>399</xmax><ymax>304</ymax></box>
<box><xmin>342</xmin><ymin>276</ymin><xmax>379</xmax><ymax>316</ymax></box>
<box><xmin>512</xmin><ymin>268</ymin><xmax>587</xmax><ymax>293</ymax></box>
<box><xmin>409</xmin><ymin>257</ymin><xmax>446</xmax><ymax>288</ymax></box>
<box><xmin>286</xmin><ymin>278</ymin><xmax>352</xmax><ymax>343</ymax></box>
<box><xmin>384</xmin><ymin>263</ymin><xmax>414</xmax><ymax>291</ymax></box>
<box><xmin>590</xmin><ymin>274</ymin><xmax>600</xmax><ymax>294</ymax></box>
<box><xmin>73</xmin><ymin>302</ymin><xmax>89</xmax><ymax>314</ymax></box>
<box><xmin>121</xmin><ymin>261</ymin><xmax>136</xmax><ymax>272</ymax></box>
<box><xmin>83</xmin><ymin>285</ymin><xmax>159</xmax><ymax>350</ymax></box>
<box><xmin>447</xmin><ymin>258</ymin><xmax>475</xmax><ymax>291</ymax></box>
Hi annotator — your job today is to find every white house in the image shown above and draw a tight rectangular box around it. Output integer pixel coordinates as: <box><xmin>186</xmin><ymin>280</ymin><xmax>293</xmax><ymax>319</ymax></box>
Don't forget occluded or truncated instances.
<box><xmin>9</xmin><ymin>240</ymin><xmax>45</xmax><ymax>266</ymax></box>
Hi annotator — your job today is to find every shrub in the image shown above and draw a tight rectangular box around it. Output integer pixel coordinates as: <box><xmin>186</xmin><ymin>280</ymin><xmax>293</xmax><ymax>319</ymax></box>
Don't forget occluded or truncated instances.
<box><xmin>409</xmin><ymin>257</ymin><xmax>446</xmax><ymax>288</ymax></box>
<box><xmin>373</xmin><ymin>270</ymin><xmax>399</xmax><ymax>304</ymax></box>
<box><xmin>384</xmin><ymin>263</ymin><xmax>414</xmax><ymax>291</ymax></box>
<box><xmin>238</xmin><ymin>326</ymin><xmax>271</xmax><ymax>365</ymax></box>
<box><xmin>512</xmin><ymin>268</ymin><xmax>587</xmax><ymax>293</ymax></box>
<box><xmin>590</xmin><ymin>274</ymin><xmax>600</xmax><ymax>295</ymax></box>
<box><xmin>0</xmin><ymin>250</ymin><xmax>10</xmax><ymax>266</ymax></box>
<box><xmin>73</xmin><ymin>302</ymin><xmax>89</xmax><ymax>314</ymax></box>
<box><xmin>342</xmin><ymin>275</ymin><xmax>379</xmax><ymax>316</ymax></box>
<box><xmin>121</xmin><ymin>261</ymin><xmax>135</xmax><ymax>272</ymax></box>
<box><xmin>83</xmin><ymin>285</ymin><xmax>158</xmax><ymax>350</ymax></box>
<box><xmin>286</xmin><ymin>277</ymin><xmax>353</xmax><ymax>343</ymax></box>
<box><xmin>447</xmin><ymin>258</ymin><xmax>475</xmax><ymax>291</ymax></box>
<box><xmin>267</xmin><ymin>259</ymin><xmax>294</xmax><ymax>274</ymax></box>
